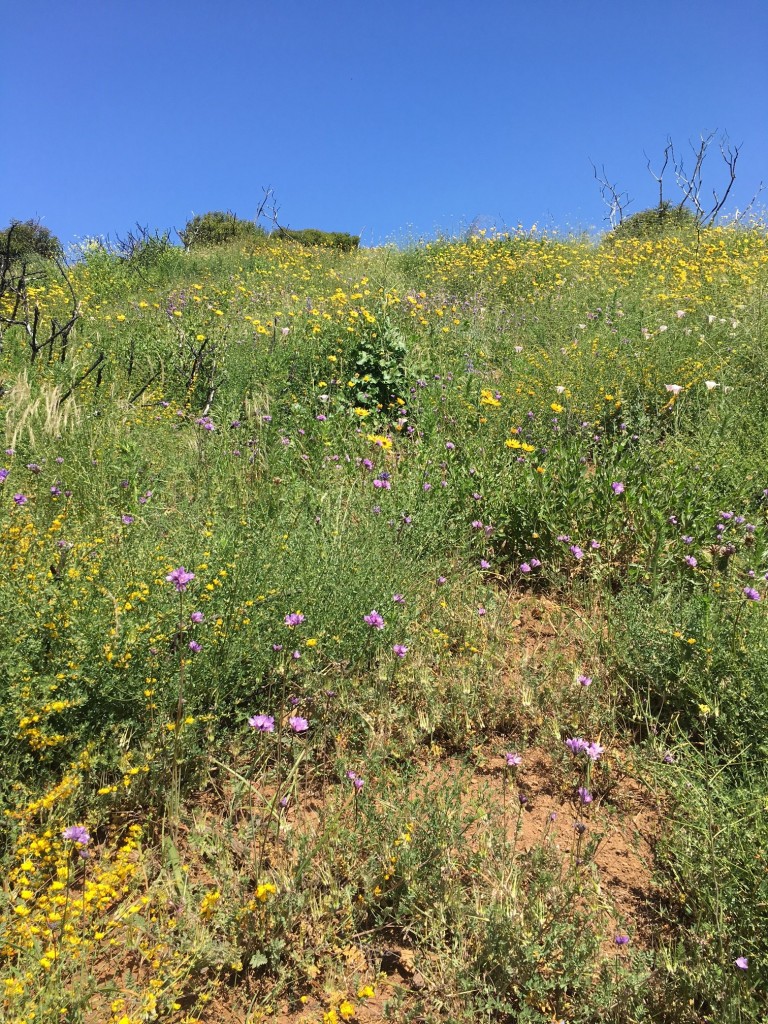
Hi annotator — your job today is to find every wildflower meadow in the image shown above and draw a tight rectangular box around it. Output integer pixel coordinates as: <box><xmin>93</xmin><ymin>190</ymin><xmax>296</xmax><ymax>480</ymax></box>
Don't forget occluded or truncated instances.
<box><xmin>1</xmin><ymin>221</ymin><xmax>767</xmax><ymax>1023</ymax></box>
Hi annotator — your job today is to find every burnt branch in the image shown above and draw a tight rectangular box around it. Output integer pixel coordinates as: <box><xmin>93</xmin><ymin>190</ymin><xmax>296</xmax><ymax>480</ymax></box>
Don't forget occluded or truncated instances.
<box><xmin>58</xmin><ymin>352</ymin><xmax>105</xmax><ymax>405</ymax></box>
<box><xmin>0</xmin><ymin>249</ymin><xmax>81</xmax><ymax>363</ymax></box>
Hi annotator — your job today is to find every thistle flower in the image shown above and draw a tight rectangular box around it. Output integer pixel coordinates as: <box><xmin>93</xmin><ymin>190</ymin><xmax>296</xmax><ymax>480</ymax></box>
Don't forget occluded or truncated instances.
<box><xmin>364</xmin><ymin>610</ymin><xmax>385</xmax><ymax>629</ymax></box>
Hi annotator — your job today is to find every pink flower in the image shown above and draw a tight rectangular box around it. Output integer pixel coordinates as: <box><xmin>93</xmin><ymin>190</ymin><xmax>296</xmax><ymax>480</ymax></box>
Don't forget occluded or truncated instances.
<box><xmin>392</xmin><ymin>644</ymin><xmax>408</xmax><ymax>658</ymax></box>
<box><xmin>364</xmin><ymin>610</ymin><xmax>385</xmax><ymax>629</ymax></box>
<box><xmin>288</xmin><ymin>716</ymin><xmax>309</xmax><ymax>733</ymax></box>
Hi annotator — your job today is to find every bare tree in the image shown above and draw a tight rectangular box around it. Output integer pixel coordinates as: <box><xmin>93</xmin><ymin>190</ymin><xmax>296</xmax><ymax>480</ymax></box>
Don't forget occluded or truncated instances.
<box><xmin>590</xmin><ymin>160</ymin><xmax>632</xmax><ymax>228</ymax></box>
<box><xmin>594</xmin><ymin>131</ymin><xmax>751</xmax><ymax>232</ymax></box>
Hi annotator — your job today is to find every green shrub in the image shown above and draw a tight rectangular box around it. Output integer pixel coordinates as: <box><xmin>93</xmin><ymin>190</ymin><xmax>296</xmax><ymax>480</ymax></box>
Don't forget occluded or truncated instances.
<box><xmin>606</xmin><ymin>202</ymin><xmax>698</xmax><ymax>243</ymax></box>
<box><xmin>180</xmin><ymin>210</ymin><xmax>267</xmax><ymax>249</ymax></box>
<box><xmin>279</xmin><ymin>227</ymin><xmax>360</xmax><ymax>251</ymax></box>
<box><xmin>0</xmin><ymin>218</ymin><xmax>63</xmax><ymax>265</ymax></box>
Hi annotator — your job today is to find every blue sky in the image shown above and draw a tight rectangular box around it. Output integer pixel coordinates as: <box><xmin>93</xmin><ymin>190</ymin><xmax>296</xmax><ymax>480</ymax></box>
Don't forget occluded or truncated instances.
<box><xmin>2</xmin><ymin>0</ymin><xmax>766</xmax><ymax>248</ymax></box>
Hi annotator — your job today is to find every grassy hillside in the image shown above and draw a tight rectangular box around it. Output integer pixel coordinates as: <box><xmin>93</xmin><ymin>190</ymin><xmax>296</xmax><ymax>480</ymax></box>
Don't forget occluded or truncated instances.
<box><xmin>1</xmin><ymin>226</ymin><xmax>767</xmax><ymax>1023</ymax></box>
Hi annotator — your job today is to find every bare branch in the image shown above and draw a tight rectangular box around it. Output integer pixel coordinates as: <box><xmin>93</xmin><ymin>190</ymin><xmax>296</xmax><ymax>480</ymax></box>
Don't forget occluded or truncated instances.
<box><xmin>590</xmin><ymin>160</ymin><xmax>631</xmax><ymax>227</ymax></box>
<box><xmin>645</xmin><ymin>138</ymin><xmax>674</xmax><ymax>209</ymax></box>
<box><xmin>704</xmin><ymin>140</ymin><xmax>740</xmax><ymax>224</ymax></box>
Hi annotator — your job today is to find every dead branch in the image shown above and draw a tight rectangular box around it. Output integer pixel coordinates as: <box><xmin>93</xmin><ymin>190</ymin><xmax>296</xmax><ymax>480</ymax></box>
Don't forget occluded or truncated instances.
<box><xmin>590</xmin><ymin>160</ymin><xmax>631</xmax><ymax>227</ymax></box>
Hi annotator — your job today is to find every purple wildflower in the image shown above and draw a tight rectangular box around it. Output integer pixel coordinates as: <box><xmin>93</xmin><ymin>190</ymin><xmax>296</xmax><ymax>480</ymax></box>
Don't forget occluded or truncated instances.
<box><xmin>611</xmin><ymin>482</ymin><xmax>625</xmax><ymax>495</ymax></box>
<box><xmin>121</xmin><ymin>514</ymin><xmax>134</xmax><ymax>525</ymax></box>
<box><xmin>284</xmin><ymin>612</ymin><xmax>305</xmax><ymax>627</ymax></box>
<box><xmin>190</xmin><ymin>611</ymin><xmax>204</xmax><ymax>623</ymax></box>
<box><xmin>62</xmin><ymin>825</ymin><xmax>91</xmax><ymax>845</ymax></box>
<box><xmin>615</xmin><ymin>934</ymin><xmax>630</xmax><ymax>946</ymax></box>
<box><xmin>480</xmin><ymin>559</ymin><xmax>491</xmax><ymax>569</ymax></box>
<box><xmin>248</xmin><ymin>714</ymin><xmax>275</xmax><ymax>732</ymax></box>
<box><xmin>13</xmin><ymin>493</ymin><xmax>27</xmax><ymax>506</ymax></box>
<box><xmin>735</xmin><ymin>957</ymin><xmax>748</xmax><ymax>970</ymax></box>
<box><xmin>744</xmin><ymin>587</ymin><xmax>761</xmax><ymax>601</ymax></box>
<box><xmin>392</xmin><ymin>644</ymin><xmax>409</xmax><ymax>658</ymax></box>
<box><xmin>570</xmin><ymin>545</ymin><xmax>584</xmax><ymax>560</ymax></box>
<box><xmin>188</xmin><ymin>640</ymin><xmax>202</xmax><ymax>653</ymax></box>
<box><xmin>685</xmin><ymin>556</ymin><xmax>697</xmax><ymax>567</ymax></box>
<box><xmin>364</xmin><ymin>610</ymin><xmax>385</xmax><ymax>629</ymax></box>
<box><xmin>530</xmin><ymin>558</ymin><xmax>541</xmax><ymax>569</ymax></box>
<box><xmin>0</xmin><ymin>468</ymin><xmax>8</xmax><ymax>483</ymax></box>
<box><xmin>578</xmin><ymin>675</ymin><xmax>592</xmax><ymax>687</ymax></box>
<box><xmin>505</xmin><ymin>752</ymin><xmax>522</xmax><ymax>767</ymax></box>
<box><xmin>392</xmin><ymin>593</ymin><xmax>405</xmax><ymax>604</ymax></box>
<box><xmin>166</xmin><ymin>567</ymin><xmax>195</xmax><ymax>592</ymax></box>
<box><xmin>586</xmin><ymin>741</ymin><xmax>604</xmax><ymax>761</ymax></box>
<box><xmin>288</xmin><ymin>716</ymin><xmax>309</xmax><ymax>733</ymax></box>
<box><xmin>577</xmin><ymin>787</ymin><xmax>593</xmax><ymax>804</ymax></box>
<box><xmin>520</xmin><ymin>563</ymin><xmax>532</xmax><ymax>574</ymax></box>
<box><xmin>565</xmin><ymin>737</ymin><xmax>588</xmax><ymax>755</ymax></box>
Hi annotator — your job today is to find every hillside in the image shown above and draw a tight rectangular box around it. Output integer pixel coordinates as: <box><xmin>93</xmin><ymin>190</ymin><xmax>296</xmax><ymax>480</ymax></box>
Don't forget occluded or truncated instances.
<box><xmin>1</xmin><ymin>227</ymin><xmax>767</xmax><ymax>1023</ymax></box>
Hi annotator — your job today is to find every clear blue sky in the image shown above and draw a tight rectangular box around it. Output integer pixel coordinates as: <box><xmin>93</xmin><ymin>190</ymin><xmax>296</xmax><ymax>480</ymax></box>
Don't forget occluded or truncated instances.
<box><xmin>2</xmin><ymin>0</ymin><xmax>766</xmax><ymax>247</ymax></box>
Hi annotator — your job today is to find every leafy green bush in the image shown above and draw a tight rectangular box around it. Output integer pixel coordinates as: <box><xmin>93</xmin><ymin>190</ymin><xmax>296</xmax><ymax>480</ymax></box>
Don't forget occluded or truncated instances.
<box><xmin>0</xmin><ymin>218</ymin><xmax>63</xmax><ymax>264</ymax></box>
<box><xmin>279</xmin><ymin>227</ymin><xmax>359</xmax><ymax>251</ymax></box>
<box><xmin>180</xmin><ymin>210</ymin><xmax>267</xmax><ymax>249</ymax></box>
<box><xmin>607</xmin><ymin>202</ymin><xmax>698</xmax><ymax>243</ymax></box>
